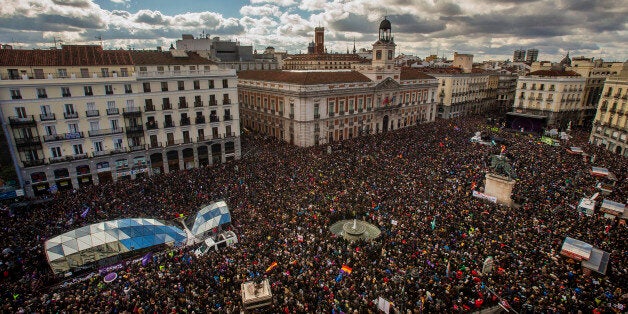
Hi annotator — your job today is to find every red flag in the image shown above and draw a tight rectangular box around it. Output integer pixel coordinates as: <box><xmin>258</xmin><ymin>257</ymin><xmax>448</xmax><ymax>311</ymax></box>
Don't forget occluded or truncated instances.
<box><xmin>341</xmin><ymin>265</ymin><xmax>352</xmax><ymax>274</ymax></box>
<box><xmin>265</xmin><ymin>261</ymin><xmax>278</xmax><ymax>273</ymax></box>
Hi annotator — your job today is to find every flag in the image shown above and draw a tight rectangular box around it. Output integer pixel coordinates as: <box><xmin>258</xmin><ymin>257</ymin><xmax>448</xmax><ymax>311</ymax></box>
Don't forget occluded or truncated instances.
<box><xmin>335</xmin><ymin>272</ymin><xmax>343</xmax><ymax>282</ymax></box>
<box><xmin>80</xmin><ymin>206</ymin><xmax>90</xmax><ymax>218</ymax></box>
<box><xmin>500</xmin><ymin>145</ymin><xmax>506</xmax><ymax>155</ymax></box>
<box><xmin>341</xmin><ymin>265</ymin><xmax>352</xmax><ymax>274</ymax></box>
<box><xmin>266</xmin><ymin>261</ymin><xmax>278</xmax><ymax>273</ymax></box>
<box><xmin>470</xmin><ymin>182</ymin><xmax>477</xmax><ymax>191</ymax></box>
<box><xmin>430</xmin><ymin>217</ymin><xmax>436</xmax><ymax>230</ymax></box>
<box><xmin>141</xmin><ymin>252</ymin><xmax>153</xmax><ymax>266</ymax></box>
<box><xmin>446</xmin><ymin>260</ymin><xmax>451</xmax><ymax>277</ymax></box>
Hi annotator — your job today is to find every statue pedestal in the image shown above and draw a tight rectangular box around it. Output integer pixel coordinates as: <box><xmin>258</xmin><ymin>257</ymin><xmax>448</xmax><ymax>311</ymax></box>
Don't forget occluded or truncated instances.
<box><xmin>485</xmin><ymin>173</ymin><xmax>515</xmax><ymax>207</ymax></box>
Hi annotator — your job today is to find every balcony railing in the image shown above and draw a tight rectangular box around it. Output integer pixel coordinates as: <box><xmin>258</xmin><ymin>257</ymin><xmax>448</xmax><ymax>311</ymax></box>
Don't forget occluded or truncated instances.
<box><xmin>88</xmin><ymin>127</ymin><xmax>124</xmax><ymax>137</ymax></box>
<box><xmin>209</xmin><ymin>116</ymin><xmax>220</xmax><ymax>123</ymax></box>
<box><xmin>22</xmin><ymin>159</ymin><xmax>46</xmax><ymax>167</ymax></box>
<box><xmin>9</xmin><ymin>115</ymin><xmax>36</xmax><ymax>126</ymax></box>
<box><xmin>162</xmin><ymin>103</ymin><xmax>172</xmax><ymax>110</ymax></box>
<box><xmin>223</xmin><ymin>115</ymin><xmax>233</xmax><ymax>121</ymax></box>
<box><xmin>289</xmin><ymin>113</ymin><xmax>294</xmax><ymax>118</ymax></box>
<box><xmin>195</xmin><ymin>116</ymin><xmax>206</xmax><ymax>124</ymax></box>
<box><xmin>314</xmin><ymin>114</ymin><xmax>320</xmax><ymax>119</ymax></box>
<box><xmin>180</xmin><ymin>118</ymin><xmax>191</xmax><ymax>126</ymax></box>
<box><xmin>145</xmin><ymin>105</ymin><xmax>155</xmax><ymax>112</ymax></box>
<box><xmin>64</xmin><ymin>112</ymin><xmax>79</xmax><ymax>119</ymax></box>
<box><xmin>163</xmin><ymin>121</ymin><xmax>175</xmax><ymax>128</ymax></box>
<box><xmin>146</xmin><ymin>121</ymin><xmax>159</xmax><ymax>130</ymax></box>
<box><xmin>14</xmin><ymin>137</ymin><xmax>41</xmax><ymax>146</ymax></box>
<box><xmin>223</xmin><ymin>99</ymin><xmax>232</xmax><ymax>105</ymax></box>
<box><xmin>178</xmin><ymin>102</ymin><xmax>188</xmax><ymax>109</ymax></box>
<box><xmin>40</xmin><ymin>113</ymin><xmax>56</xmax><ymax>121</ymax></box>
<box><xmin>107</xmin><ymin>108</ymin><xmax>120</xmax><ymax>115</ymax></box>
<box><xmin>209</xmin><ymin>100</ymin><xmax>218</xmax><ymax>106</ymax></box>
<box><xmin>149</xmin><ymin>142</ymin><xmax>163</xmax><ymax>149</ymax></box>
<box><xmin>43</xmin><ymin>132</ymin><xmax>84</xmax><ymax>142</ymax></box>
<box><xmin>122</xmin><ymin>107</ymin><xmax>141</xmax><ymax>116</ymax></box>
<box><xmin>125</xmin><ymin>125</ymin><xmax>144</xmax><ymax>134</ymax></box>
<box><xmin>194</xmin><ymin>101</ymin><xmax>203</xmax><ymax>107</ymax></box>
<box><xmin>129</xmin><ymin>145</ymin><xmax>145</xmax><ymax>151</ymax></box>
<box><xmin>92</xmin><ymin>148</ymin><xmax>127</xmax><ymax>157</ymax></box>
<box><xmin>86</xmin><ymin>110</ymin><xmax>100</xmax><ymax>117</ymax></box>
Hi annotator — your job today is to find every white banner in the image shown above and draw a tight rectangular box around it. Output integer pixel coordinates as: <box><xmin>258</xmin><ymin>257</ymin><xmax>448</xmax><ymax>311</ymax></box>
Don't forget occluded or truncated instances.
<box><xmin>377</xmin><ymin>296</ymin><xmax>391</xmax><ymax>314</ymax></box>
<box><xmin>472</xmin><ymin>190</ymin><xmax>497</xmax><ymax>203</ymax></box>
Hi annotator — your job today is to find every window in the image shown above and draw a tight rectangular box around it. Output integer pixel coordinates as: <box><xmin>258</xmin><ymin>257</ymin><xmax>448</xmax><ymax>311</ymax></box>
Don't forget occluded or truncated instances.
<box><xmin>222</xmin><ymin>79</ymin><xmax>229</xmax><ymax>88</ymax></box>
<box><xmin>178</xmin><ymin>81</ymin><xmax>185</xmax><ymax>90</ymax></box>
<box><xmin>157</xmin><ymin>66</ymin><xmax>164</xmax><ymax>74</ymax></box>
<box><xmin>314</xmin><ymin>103</ymin><xmax>319</xmax><ymax>116</ymax></box>
<box><xmin>126</xmin><ymin>99</ymin><xmax>135</xmax><ymax>108</ymax></box>
<box><xmin>376</xmin><ymin>50</ymin><xmax>382</xmax><ymax>60</ymax></box>
<box><xmin>10</xmin><ymin>89</ymin><xmax>22</xmax><ymax>99</ymax></box>
<box><xmin>73</xmin><ymin>144</ymin><xmax>84</xmax><ymax>155</ymax></box>
<box><xmin>37</xmin><ymin>88</ymin><xmax>47</xmax><ymax>98</ymax></box>
<box><xmin>58</xmin><ymin>69</ymin><xmax>68</xmax><ymax>78</ymax></box>
<box><xmin>93</xmin><ymin>141</ymin><xmax>103</xmax><ymax>152</ymax></box>
<box><xmin>105</xmin><ymin>84</ymin><xmax>113</xmax><ymax>95</ymax></box>
<box><xmin>60</xmin><ymin>86</ymin><xmax>71</xmax><ymax>97</ymax></box>
<box><xmin>193</xmin><ymin>80</ymin><xmax>200</xmax><ymax>90</ymax></box>
<box><xmin>328</xmin><ymin>101</ymin><xmax>335</xmax><ymax>114</ymax></box>
<box><xmin>143</xmin><ymin>82</ymin><xmax>151</xmax><ymax>92</ymax></box>
<box><xmin>107</xmin><ymin>100</ymin><xmax>116</xmax><ymax>109</ymax></box>
<box><xmin>124</xmin><ymin>84</ymin><xmax>132</xmax><ymax>93</ymax></box>
<box><xmin>84</xmin><ymin>85</ymin><xmax>93</xmax><ymax>96</ymax></box>
<box><xmin>173</xmin><ymin>66</ymin><xmax>181</xmax><ymax>74</ymax></box>
<box><xmin>40</xmin><ymin>105</ymin><xmax>51</xmax><ymax>115</ymax></box>
<box><xmin>51</xmin><ymin>147</ymin><xmax>62</xmax><ymax>158</ymax></box>
<box><xmin>101</xmin><ymin>68</ymin><xmax>109</xmax><ymax>77</ymax></box>
<box><xmin>161</xmin><ymin>82</ymin><xmax>168</xmax><ymax>91</ymax></box>
<box><xmin>522</xmin><ymin>83</ymin><xmax>527</xmax><ymax>89</ymax></box>
<box><xmin>110</xmin><ymin>119</ymin><xmax>119</xmax><ymax>130</ymax></box>
<box><xmin>80</xmin><ymin>68</ymin><xmax>89</xmax><ymax>78</ymax></box>
<box><xmin>86</xmin><ymin>102</ymin><xmax>96</xmax><ymax>111</ymax></box>
<box><xmin>89</xmin><ymin>121</ymin><xmax>100</xmax><ymax>131</ymax></box>
<box><xmin>68</xmin><ymin>123</ymin><xmax>79</xmax><ymax>134</ymax></box>
<box><xmin>208</xmin><ymin>80</ymin><xmax>215</xmax><ymax>89</ymax></box>
<box><xmin>388</xmin><ymin>50</ymin><xmax>393</xmax><ymax>60</ymax></box>
<box><xmin>44</xmin><ymin>126</ymin><xmax>56</xmax><ymax>137</ymax></box>
<box><xmin>64</xmin><ymin>103</ymin><xmax>75</xmax><ymax>114</ymax></box>
<box><xmin>34</xmin><ymin>69</ymin><xmax>44</xmax><ymax>79</ymax></box>
<box><xmin>15</xmin><ymin>107</ymin><xmax>27</xmax><ymax>118</ymax></box>
<box><xmin>120</xmin><ymin>68</ymin><xmax>128</xmax><ymax>77</ymax></box>
<box><xmin>113</xmin><ymin>138</ymin><xmax>123</xmax><ymax>149</ymax></box>
<box><xmin>139</xmin><ymin>66</ymin><xmax>147</xmax><ymax>73</ymax></box>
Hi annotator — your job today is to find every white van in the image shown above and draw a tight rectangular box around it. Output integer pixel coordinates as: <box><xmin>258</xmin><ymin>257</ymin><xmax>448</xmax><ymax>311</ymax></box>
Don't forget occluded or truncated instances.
<box><xmin>194</xmin><ymin>231</ymin><xmax>238</xmax><ymax>256</ymax></box>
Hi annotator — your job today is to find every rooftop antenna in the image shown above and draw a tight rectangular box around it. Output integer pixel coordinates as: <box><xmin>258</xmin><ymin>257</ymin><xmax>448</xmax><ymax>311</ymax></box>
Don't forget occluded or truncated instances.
<box><xmin>53</xmin><ymin>37</ymin><xmax>63</xmax><ymax>49</ymax></box>
<box><xmin>95</xmin><ymin>34</ymin><xmax>103</xmax><ymax>47</ymax></box>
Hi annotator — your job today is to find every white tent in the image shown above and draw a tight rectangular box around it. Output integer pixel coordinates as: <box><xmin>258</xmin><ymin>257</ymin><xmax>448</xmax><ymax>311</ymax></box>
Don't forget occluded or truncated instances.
<box><xmin>560</xmin><ymin>237</ymin><xmax>592</xmax><ymax>261</ymax></box>
<box><xmin>189</xmin><ymin>201</ymin><xmax>232</xmax><ymax>237</ymax></box>
<box><xmin>600</xmin><ymin>199</ymin><xmax>625</xmax><ymax>217</ymax></box>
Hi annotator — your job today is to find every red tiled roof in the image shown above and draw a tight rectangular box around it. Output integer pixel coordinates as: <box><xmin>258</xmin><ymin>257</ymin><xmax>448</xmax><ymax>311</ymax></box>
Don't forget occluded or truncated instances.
<box><xmin>284</xmin><ymin>54</ymin><xmax>365</xmax><ymax>62</ymax></box>
<box><xmin>527</xmin><ymin>70</ymin><xmax>581</xmax><ymax>77</ymax></box>
<box><xmin>129</xmin><ymin>50</ymin><xmax>215</xmax><ymax>65</ymax></box>
<box><xmin>238</xmin><ymin>70</ymin><xmax>372</xmax><ymax>85</ymax></box>
<box><xmin>0</xmin><ymin>45</ymin><xmax>133</xmax><ymax>66</ymax></box>
<box><xmin>416</xmin><ymin>67</ymin><xmax>464</xmax><ymax>74</ymax></box>
<box><xmin>400</xmin><ymin>67</ymin><xmax>436</xmax><ymax>80</ymax></box>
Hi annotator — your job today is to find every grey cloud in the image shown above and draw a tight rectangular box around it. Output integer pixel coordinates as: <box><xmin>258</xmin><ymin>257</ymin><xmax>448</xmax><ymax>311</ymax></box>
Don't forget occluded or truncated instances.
<box><xmin>134</xmin><ymin>11</ymin><xmax>169</xmax><ymax>25</ymax></box>
<box><xmin>390</xmin><ymin>14</ymin><xmax>446</xmax><ymax>34</ymax></box>
<box><xmin>111</xmin><ymin>10</ymin><xmax>131</xmax><ymax>18</ymax></box>
<box><xmin>0</xmin><ymin>13</ymin><xmax>104</xmax><ymax>32</ymax></box>
<box><xmin>51</xmin><ymin>0</ymin><xmax>92</xmax><ymax>8</ymax></box>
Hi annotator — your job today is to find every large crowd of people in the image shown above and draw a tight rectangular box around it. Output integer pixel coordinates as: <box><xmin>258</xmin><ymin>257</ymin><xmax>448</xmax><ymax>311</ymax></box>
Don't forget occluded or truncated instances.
<box><xmin>0</xmin><ymin>117</ymin><xmax>626</xmax><ymax>313</ymax></box>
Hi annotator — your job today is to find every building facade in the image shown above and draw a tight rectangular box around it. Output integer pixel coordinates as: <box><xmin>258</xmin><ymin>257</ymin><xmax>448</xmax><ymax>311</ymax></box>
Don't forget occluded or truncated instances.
<box><xmin>0</xmin><ymin>45</ymin><xmax>240</xmax><ymax>196</ymax></box>
<box><xmin>512</xmin><ymin>70</ymin><xmax>586</xmax><ymax>129</ymax></box>
<box><xmin>526</xmin><ymin>49</ymin><xmax>539</xmax><ymax>63</ymax></box>
<box><xmin>589</xmin><ymin>64</ymin><xmax>628</xmax><ymax>155</ymax></box>
<box><xmin>496</xmin><ymin>73</ymin><xmax>518</xmax><ymax>114</ymax></box>
<box><xmin>513</xmin><ymin>49</ymin><xmax>526</xmax><ymax>62</ymax></box>
<box><xmin>238</xmin><ymin>18</ymin><xmax>439</xmax><ymax>147</ymax></box>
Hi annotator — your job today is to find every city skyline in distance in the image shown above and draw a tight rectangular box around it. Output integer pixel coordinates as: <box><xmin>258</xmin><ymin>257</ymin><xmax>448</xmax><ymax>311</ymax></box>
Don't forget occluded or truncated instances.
<box><xmin>0</xmin><ymin>0</ymin><xmax>626</xmax><ymax>62</ymax></box>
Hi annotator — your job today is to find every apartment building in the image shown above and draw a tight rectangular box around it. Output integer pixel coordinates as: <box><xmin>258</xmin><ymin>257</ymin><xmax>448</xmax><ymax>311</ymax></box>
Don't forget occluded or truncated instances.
<box><xmin>0</xmin><ymin>45</ymin><xmax>240</xmax><ymax>196</ymax></box>
<box><xmin>512</xmin><ymin>70</ymin><xmax>586</xmax><ymax>129</ymax></box>
<box><xmin>589</xmin><ymin>63</ymin><xmax>628</xmax><ymax>155</ymax></box>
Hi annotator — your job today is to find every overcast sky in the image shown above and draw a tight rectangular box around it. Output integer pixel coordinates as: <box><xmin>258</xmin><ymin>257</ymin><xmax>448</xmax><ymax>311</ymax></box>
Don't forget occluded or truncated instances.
<box><xmin>0</xmin><ymin>0</ymin><xmax>626</xmax><ymax>62</ymax></box>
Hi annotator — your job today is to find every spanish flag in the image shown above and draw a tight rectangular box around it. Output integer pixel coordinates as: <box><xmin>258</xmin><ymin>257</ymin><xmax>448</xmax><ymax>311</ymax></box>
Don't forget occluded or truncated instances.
<box><xmin>341</xmin><ymin>265</ymin><xmax>352</xmax><ymax>274</ymax></box>
<box><xmin>265</xmin><ymin>261</ymin><xmax>278</xmax><ymax>273</ymax></box>
<box><xmin>500</xmin><ymin>145</ymin><xmax>506</xmax><ymax>155</ymax></box>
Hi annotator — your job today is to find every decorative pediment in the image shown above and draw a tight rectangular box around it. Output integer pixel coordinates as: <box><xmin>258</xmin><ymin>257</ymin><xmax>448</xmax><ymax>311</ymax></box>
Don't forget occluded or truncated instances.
<box><xmin>375</xmin><ymin>77</ymin><xmax>400</xmax><ymax>90</ymax></box>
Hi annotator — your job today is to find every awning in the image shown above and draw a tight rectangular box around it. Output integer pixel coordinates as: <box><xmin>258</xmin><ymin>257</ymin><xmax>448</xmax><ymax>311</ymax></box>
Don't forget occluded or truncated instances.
<box><xmin>560</xmin><ymin>237</ymin><xmax>592</xmax><ymax>261</ymax></box>
<box><xmin>600</xmin><ymin>199</ymin><xmax>625</xmax><ymax>216</ymax></box>
<box><xmin>582</xmin><ymin>248</ymin><xmax>610</xmax><ymax>275</ymax></box>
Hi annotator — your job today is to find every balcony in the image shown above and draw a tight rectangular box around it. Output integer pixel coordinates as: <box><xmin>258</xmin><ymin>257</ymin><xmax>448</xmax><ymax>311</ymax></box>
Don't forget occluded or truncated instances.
<box><xmin>64</xmin><ymin>112</ymin><xmax>79</xmax><ymax>119</ymax></box>
<box><xmin>9</xmin><ymin>116</ymin><xmax>36</xmax><ymax>126</ymax></box>
<box><xmin>125</xmin><ymin>125</ymin><xmax>144</xmax><ymax>134</ymax></box>
<box><xmin>62</xmin><ymin>93</ymin><xmax>72</xmax><ymax>97</ymax></box>
<box><xmin>349</xmin><ymin>109</ymin><xmax>355</xmax><ymax>114</ymax></box>
<box><xmin>314</xmin><ymin>114</ymin><xmax>320</xmax><ymax>119</ymax></box>
<box><xmin>614</xmin><ymin>93</ymin><xmax>621</xmax><ymax>99</ymax></box>
<box><xmin>11</xmin><ymin>95</ymin><xmax>22</xmax><ymax>100</ymax></box>
<box><xmin>194</xmin><ymin>101</ymin><xmax>203</xmax><ymax>108</ymax></box>
<box><xmin>129</xmin><ymin>145</ymin><xmax>145</xmax><ymax>152</ymax></box>
<box><xmin>122</xmin><ymin>107</ymin><xmax>141</xmax><ymax>117</ymax></box>
<box><xmin>163</xmin><ymin>121</ymin><xmax>175</xmax><ymax>128</ymax></box>
<box><xmin>88</xmin><ymin>127</ymin><xmax>124</xmax><ymax>137</ymax></box>
<box><xmin>22</xmin><ymin>159</ymin><xmax>46</xmax><ymax>167</ymax></box>
<box><xmin>162</xmin><ymin>103</ymin><xmax>172</xmax><ymax>110</ymax></box>
<box><xmin>209</xmin><ymin>100</ymin><xmax>218</xmax><ymax>107</ymax></box>
<box><xmin>195</xmin><ymin>116</ymin><xmax>206</xmax><ymax>124</ymax></box>
<box><xmin>86</xmin><ymin>110</ymin><xmax>100</xmax><ymax>117</ymax></box>
<box><xmin>40</xmin><ymin>113</ymin><xmax>56</xmax><ymax>121</ymax></box>
<box><xmin>148</xmin><ymin>142</ymin><xmax>163</xmax><ymax>149</ymax></box>
<box><xmin>37</xmin><ymin>93</ymin><xmax>48</xmax><ymax>99</ymax></box>
<box><xmin>49</xmin><ymin>156</ymin><xmax>69</xmax><ymax>164</ymax></box>
<box><xmin>14</xmin><ymin>137</ymin><xmax>41</xmax><ymax>147</ymax></box>
<box><xmin>145</xmin><ymin>105</ymin><xmax>156</xmax><ymax>112</ymax></box>
<box><xmin>165</xmin><ymin>139</ymin><xmax>192</xmax><ymax>147</ymax></box>
<box><xmin>223</xmin><ymin>115</ymin><xmax>233</xmax><ymax>121</ymax></box>
<box><xmin>92</xmin><ymin>148</ymin><xmax>127</xmax><ymax>157</ymax></box>
<box><xmin>289</xmin><ymin>113</ymin><xmax>294</xmax><ymax>119</ymax></box>
<box><xmin>223</xmin><ymin>99</ymin><xmax>232</xmax><ymax>105</ymax></box>
<box><xmin>107</xmin><ymin>108</ymin><xmax>120</xmax><ymax>115</ymax></box>
<box><xmin>43</xmin><ymin>132</ymin><xmax>84</xmax><ymax>142</ymax></box>
<box><xmin>180</xmin><ymin>117</ymin><xmax>191</xmax><ymax>126</ymax></box>
<box><xmin>329</xmin><ymin>112</ymin><xmax>335</xmax><ymax>117</ymax></box>
<box><xmin>146</xmin><ymin>121</ymin><xmax>159</xmax><ymax>130</ymax></box>
<box><xmin>178</xmin><ymin>102</ymin><xmax>188</xmax><ymax>109</ymax></box>
<box><xmin>209</xmin><ymin>116</ymin><xmax>220</xmax><ymax>123</ymax></box>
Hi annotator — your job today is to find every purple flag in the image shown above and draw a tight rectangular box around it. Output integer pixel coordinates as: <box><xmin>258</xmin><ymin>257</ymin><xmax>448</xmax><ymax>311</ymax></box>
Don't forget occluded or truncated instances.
<box><xmin>80</xmin><ymin>207</ymin><xmax>90</xmax><ymax>218</ymax></box>
<box><xmin>141</xmin><ymin>252</ymin><xmax>153</xmax><ymax>266</ymax></box>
